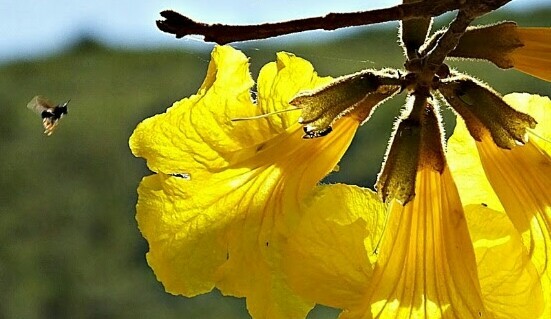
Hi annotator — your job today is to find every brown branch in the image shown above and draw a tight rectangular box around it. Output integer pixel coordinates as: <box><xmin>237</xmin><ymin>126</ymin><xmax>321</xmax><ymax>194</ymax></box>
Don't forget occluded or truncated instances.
<box><xmin>157</xmin><ymin>0</ymin><xmax>471</xmax><ymax>44</ymax></box>
<box><xmin>423</xmin><ymin>10</ymin><xmax>475</xmax><ymax>74</ymax></box>
<box><xmin>411</xmin><ymin>0</ymin><xmax>512</xmax><ymax>82</ymax></box>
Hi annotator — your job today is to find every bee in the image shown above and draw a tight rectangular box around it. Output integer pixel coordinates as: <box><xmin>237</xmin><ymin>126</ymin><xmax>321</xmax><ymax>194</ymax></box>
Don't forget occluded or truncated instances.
<box><xmin>27</xmin><ymin>96</ymin><xmax>69</xmax><ymax>136</ymax></box>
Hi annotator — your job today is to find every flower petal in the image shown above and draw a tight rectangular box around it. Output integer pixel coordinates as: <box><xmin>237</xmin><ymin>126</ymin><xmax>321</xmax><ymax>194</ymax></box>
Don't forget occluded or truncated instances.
<box><xmin>130</xmin><ymin>45</ymin><xmax>273</xmax><ymax>176</ymax></box>
<box><xmin>136</xmin><ymin>173</ymin><xmax>230</xmax><ymax>295</ymax></box>
<box><xmin>283</xmin><ymin>184</ymin><xmax>386</xmax><ymax>310</ymax></box>
<box><xmin>257</xmin><ymin>52</ymin><xmax>332</xmax><ymax>132</ymax></box>
<box><xmin>447</xmin><ymin>120</ymin><xmax>504</xmax><ymax>212</ymax></box>
<box><xmin>465</xmin><ymin>204</ymin><xmax>544</xmax><ymax>319</ymax></box>
<box><xmin>342</xmin><ymin>167</ymin><xmax>486</xmax><ymax>319</ymax></box>
<box><xmin>132</xmin><ymin>45</ymin><xmax>362</xmax><ymax>319</ymax></box>
<box><xmin>214</xmin><ymin>116</ymin><xmax>360</xmax><ymax>319</ymax></box>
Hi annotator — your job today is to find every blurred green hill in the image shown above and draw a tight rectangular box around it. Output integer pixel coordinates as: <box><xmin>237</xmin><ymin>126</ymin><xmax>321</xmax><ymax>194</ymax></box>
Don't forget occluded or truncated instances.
<box><xmin>0</xmin><ymin>7</ymin><xmax>549</xmax><ymax>319</ymax></box>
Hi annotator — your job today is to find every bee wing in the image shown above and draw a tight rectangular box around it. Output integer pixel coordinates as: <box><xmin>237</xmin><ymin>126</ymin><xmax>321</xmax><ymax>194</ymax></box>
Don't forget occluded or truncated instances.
<box><xmin>27</xmin><ymin>95</ymin><xmax>54</xmax><ymax>114</ymax></box>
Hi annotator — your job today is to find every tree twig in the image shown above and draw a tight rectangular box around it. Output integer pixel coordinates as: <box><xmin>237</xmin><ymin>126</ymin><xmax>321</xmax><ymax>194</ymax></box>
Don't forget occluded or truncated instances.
<box><xmin>407</xmin><ymin>0</ymin><xmax>511</xmax><ymax>84</ymax></box>
<box><xmin>157</xmin><ymin>0</ymin><xmax>469</xmax><ymax>44</ymax></box>
<box><xmin>424</xmin><ymin>0</ymin><xmax>512</xmax><ymax>70</ymax></box>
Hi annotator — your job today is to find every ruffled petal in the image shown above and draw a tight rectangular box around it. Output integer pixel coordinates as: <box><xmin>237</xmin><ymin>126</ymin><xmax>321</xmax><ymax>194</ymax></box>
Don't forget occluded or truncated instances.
<box><xmin>131</xmin><ymin>45</ymin><xmax>362</xmax><ymax>319</ymax></box>
<box><xmin>341</xmin><ymin>167</ymin><xmax>486</xmax><ymax>319</ymax></box>
<box><xmin>283</xmin><ymin>184</ymin><xmax>386</xmax><ymax>310</ymax></box>
<box><xmin>137</xmin><ymin>173</ymin><xmax>232</xmax><ymax>294</ymax></box>
<box><xmin>257</xmin><ymin>52</ymin><xmax>332</xmax><ymax>132</ymax></box>
<box><xmin>130</xmin><ymin>45</ymin><xmax>272</xmax><ymax>176</ymax></box>
<box><xmin>465</xmin><ymin>204</ymin><xmax>544</xmax><ymax>319</ymax></box>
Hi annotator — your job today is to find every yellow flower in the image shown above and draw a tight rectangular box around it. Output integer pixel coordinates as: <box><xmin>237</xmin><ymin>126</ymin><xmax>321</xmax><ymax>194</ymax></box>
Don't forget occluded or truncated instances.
<box><xmin>129</xmin><ymin>45</ymin><xmax>365</xmax><ymax>319</ymax></box>
<box><xmin>129</xmin><ymin>44</ymin><xmax>549</xmax><ymax>319</ymax></box>
<box><xmin>284</xmin><ymin>94</ymin><xmax>549</xmax><ymax>318</ymax></box>
<box><xmin>286</xmin><ymin>171</ymin><xmax>544</xmax><ymax>318</ymax></box>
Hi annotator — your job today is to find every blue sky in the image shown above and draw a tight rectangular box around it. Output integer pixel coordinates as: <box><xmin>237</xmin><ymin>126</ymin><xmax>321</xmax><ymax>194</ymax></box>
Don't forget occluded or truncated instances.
<box><xmin>0</xmin><ymin>0</ymin><xmax>548</xmax><ymax>62</ymax></box>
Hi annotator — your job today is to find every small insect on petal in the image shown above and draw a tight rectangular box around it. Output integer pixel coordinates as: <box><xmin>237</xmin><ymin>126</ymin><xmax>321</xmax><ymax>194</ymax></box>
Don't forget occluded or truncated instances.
<box><xmin>171</xmin><ymin>173</ymin><xmax>192</xmax><ymax>180</ymax></box>
<box><xmin>302</xmin><ymin>126</ymin><xmax>333</xmax><ymax>139</ymax></box>
<box><xmin>27</xmin><ymin>95</ymin><xmax>69</xmax><ymax>136</ymax></box>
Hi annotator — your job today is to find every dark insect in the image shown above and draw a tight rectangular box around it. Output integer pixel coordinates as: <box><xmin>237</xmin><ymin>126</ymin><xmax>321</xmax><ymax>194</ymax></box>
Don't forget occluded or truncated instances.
<box><xmin>171</xmin><ymin>173</ymin><xmax>191</xmax><ymax>180</ymax></box>
<box><xmin>27</xmin><ymin>96</ymin><xmax>69</xmax><ymax>136</ymax></box>
<box><xmin>302</xmin><ymin>126</ymin><xmax>333</xmax><ymax>139</ymax></box>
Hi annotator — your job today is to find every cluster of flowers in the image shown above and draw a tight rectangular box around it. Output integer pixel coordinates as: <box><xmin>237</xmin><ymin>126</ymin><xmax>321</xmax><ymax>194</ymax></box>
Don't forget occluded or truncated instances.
<box><xmin>129</xmin><ymin>24</ymin><xmax>550</xmax><ymax>318</ymax></box>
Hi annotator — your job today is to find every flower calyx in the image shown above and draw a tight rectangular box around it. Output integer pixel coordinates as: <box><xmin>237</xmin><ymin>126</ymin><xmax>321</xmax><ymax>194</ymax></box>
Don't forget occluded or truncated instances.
<box><xmin>441</xmin><ymin>21</ymin><xmax>523</xmax><ymax>68</ymax></box>
<box><xmin>290</xmin><ymin>69</ymin><xmax>400</xmax><ymax>139</ymax></box>
<box><xmin>439</xmin><ymin>75</ymin><xmax>537</xmax><ymax>149</ymax></box>
<box><xmin>376</xmin><ymin>95</ymin><xmax>446</xmax><ymax>204</ymax></box>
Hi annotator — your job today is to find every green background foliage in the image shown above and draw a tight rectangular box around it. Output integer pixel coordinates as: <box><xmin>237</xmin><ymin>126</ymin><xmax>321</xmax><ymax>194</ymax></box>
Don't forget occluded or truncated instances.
<box><xmin>0</xmin><ymin>8</ymin><xmax>549</xmax><ymax>319</ymax></box>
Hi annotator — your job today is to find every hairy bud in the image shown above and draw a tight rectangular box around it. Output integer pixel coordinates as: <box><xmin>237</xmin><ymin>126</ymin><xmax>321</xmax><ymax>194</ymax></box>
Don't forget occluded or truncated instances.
<box><xmin>290</xmin><ymin>70</ymin><xmax>399</xmax><ymax>138</ymax></box>
<box><xmin>439</xmin><ymin>75</ymin><xmax>536</xmax><ymax>149</ymax></box>
<box><xmin>377</xmin><ymin>98</ymin><xmax>446</xmax><ymax>204</ymax></box>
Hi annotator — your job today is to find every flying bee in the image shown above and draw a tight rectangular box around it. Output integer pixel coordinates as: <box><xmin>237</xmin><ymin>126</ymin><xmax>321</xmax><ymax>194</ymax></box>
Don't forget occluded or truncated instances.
<box><xmin>27</xmin><ymin>95</ymin><xmax>69</xmax><ymax>136</ymax></box>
